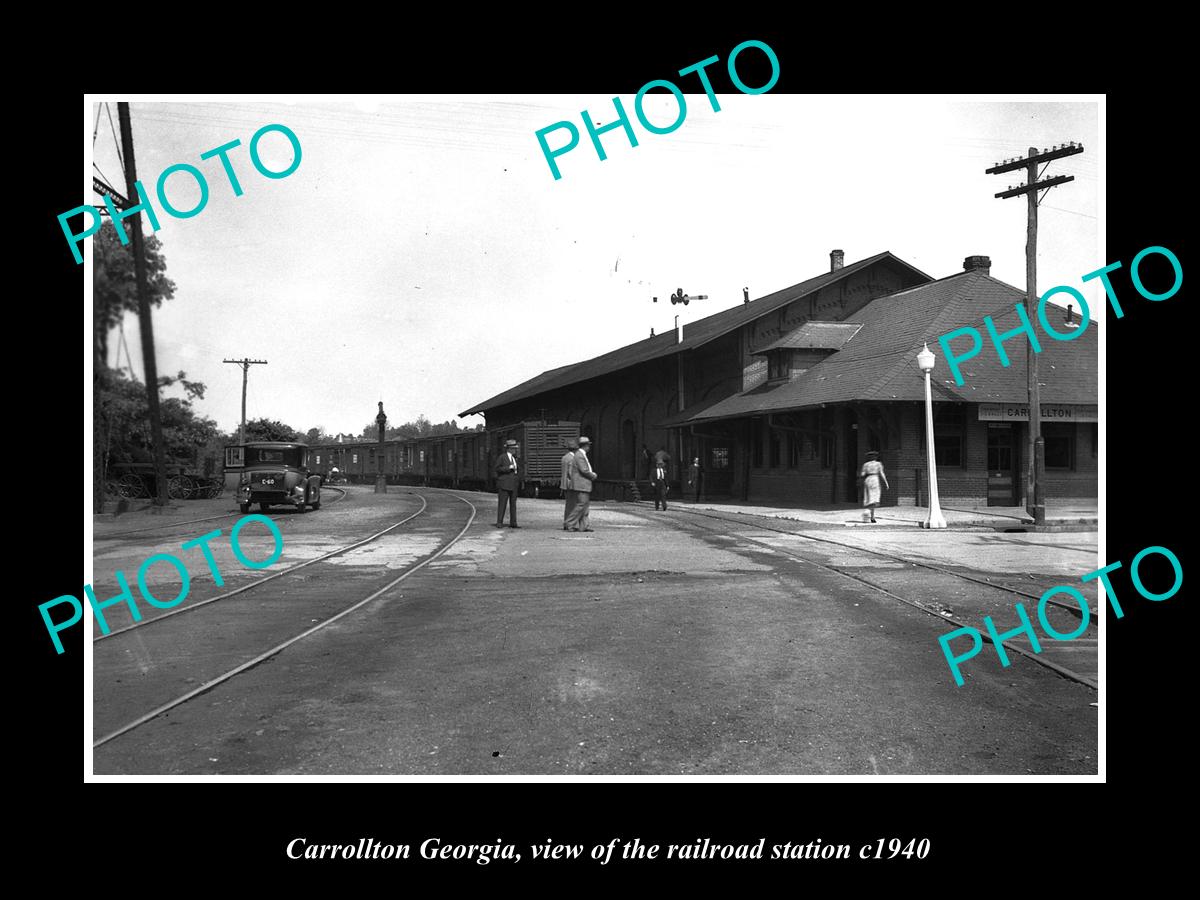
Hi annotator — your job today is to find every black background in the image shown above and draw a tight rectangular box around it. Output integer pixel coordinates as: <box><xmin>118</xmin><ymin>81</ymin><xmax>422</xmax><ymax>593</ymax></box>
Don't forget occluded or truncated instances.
<box><xmin>26</xmin><ymin>22</ymin><xmax>1185</xmax><ymax>886</ymax></box>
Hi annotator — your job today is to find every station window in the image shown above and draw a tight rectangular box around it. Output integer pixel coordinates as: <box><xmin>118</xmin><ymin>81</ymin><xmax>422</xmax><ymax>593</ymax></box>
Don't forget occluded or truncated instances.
<box><xmin>767</xmin><ymin>352</ymin><xmax>789</xmax><ymax>382</ymax></box>
<box><xmin>769</xmin><ymin>430</ymin><xmax>782</xmax><ymax>468</ymax></box>
<box><xmin>788</xmin><ymin>434</ymin><xmax>801</xmax><ymax>468</ymax></box>
<box><xmin>352</xmin><ymin>453</ymin><xmax>358</xmax><ymax>464</ymax></box>
<box><xmin>751</xmin><ymin>422</ymin><xmax>763</xmax><ymax>468</ymax></box>
<box><xmin>932</xmin><ymin>404</ymin><xmax>965</xmax><ymax>468</ymax></box>
<box><xmin>315</xmin><ymin>455</ymin><xmax>321</xmax><ymax>464</ymax></box>
<box><xmin>821</xmin><ymin>435</ymin><xmax>834</xmax><ymax>469</ymax></box>
<box><xmin>1044</xmin><ymin>422</ymin><xmax>1075</xmax><ymax>470</ymax></box>
<box><xmin>710</xmin><ymin>446</ymin><xmax>730</xmax><ymax>470</ymax></box>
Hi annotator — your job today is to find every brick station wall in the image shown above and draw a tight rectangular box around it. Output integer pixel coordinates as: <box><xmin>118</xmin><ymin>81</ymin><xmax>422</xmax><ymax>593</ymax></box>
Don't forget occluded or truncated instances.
<box><xmin>744</xmin><ymin>404</ymin><xmax>1097</xmax><ymax>508</ymax></box>
<box><xmin>894</xmin><ymin>406</ymin><xmax>1098</xmax><ymax>506</ymax></box>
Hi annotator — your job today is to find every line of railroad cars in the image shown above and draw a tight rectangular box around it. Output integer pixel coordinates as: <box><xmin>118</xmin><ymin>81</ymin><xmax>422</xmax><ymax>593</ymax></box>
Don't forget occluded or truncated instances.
<box><xmin>308</xmin><ymin>421</ymin><xmax>579</xmax><ymax>497</ymax></box>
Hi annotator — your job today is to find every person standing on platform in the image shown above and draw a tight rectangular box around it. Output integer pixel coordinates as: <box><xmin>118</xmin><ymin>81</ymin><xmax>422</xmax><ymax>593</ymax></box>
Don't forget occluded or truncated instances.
<box><xmin>859</xmin><ymin>449</ymin><xmax>889</xmax><ymax>524</ymax></box>
<box><xmin>651</xmin><ymin>456</ymin><xmax>670</xmax><ymax>511</ymax></box>
<box><xmin>560</xmin><ymin>436</ymin><xmax>579</xmax><ymax>531</ymax></box>
<box><xmin>495</xmin><ymin>439</ymin><xmax>521</xmax><ymax>528</ymax></box>
<box><xmin>566</xmin><ymin>436</ymin><xmax>597</xmax><ymax>532</ymax></box>
<box><xmin>688</xmin><ymin>457</ymin><xmax>703</xmax><ymax>503</ymax></box>
<box><xmin>641</xmin><ymin>444</ymin><xmax>652</xmax><ymax>480</ymax></box>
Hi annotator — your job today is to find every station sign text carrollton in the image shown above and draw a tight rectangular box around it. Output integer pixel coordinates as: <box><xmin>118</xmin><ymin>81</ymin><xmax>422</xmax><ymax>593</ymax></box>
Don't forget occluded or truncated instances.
<box><xmin>977</xmin><ymin>403</ymin><xmax>1097</xmax><ymax>422</ymax></box>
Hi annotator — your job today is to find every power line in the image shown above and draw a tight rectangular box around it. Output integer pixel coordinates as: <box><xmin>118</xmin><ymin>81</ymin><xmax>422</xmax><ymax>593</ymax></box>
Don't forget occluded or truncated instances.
<box><xmin>1041</xmin><ymin>205</ymin><xmax>1096</xmax><ymax>220</ymax></box>
<box><xmin>106</xmin><ymin>103</ymin><xmax>125</xmax><ymax>178</ymax></box>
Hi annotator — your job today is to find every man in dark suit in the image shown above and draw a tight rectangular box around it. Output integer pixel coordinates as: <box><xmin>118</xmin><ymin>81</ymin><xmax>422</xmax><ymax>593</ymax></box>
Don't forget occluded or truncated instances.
<box><xmin>495</xmin><ymin>439</ymin><xmax>520</xmax><ymax>528</ymax></box>
<box><xmin>652</xmin><ymin>456</ymin><xmax>669</xmax><ymax>511</ymax></box>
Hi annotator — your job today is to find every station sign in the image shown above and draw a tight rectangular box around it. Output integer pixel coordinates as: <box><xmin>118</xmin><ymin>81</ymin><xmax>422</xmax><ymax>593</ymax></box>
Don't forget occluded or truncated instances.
<box><xmin>978</xmin><ymin>403</ymin><xmax>1097</xmax><ymax>422</ymax></box>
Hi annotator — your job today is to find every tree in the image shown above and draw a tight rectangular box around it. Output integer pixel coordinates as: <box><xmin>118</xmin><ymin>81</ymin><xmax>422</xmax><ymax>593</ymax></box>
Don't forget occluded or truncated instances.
<box><xmin>356</xmin><ymin>416</ymin><xmax>469</xmax><ymax>440</ymax></box>
<box><xmin>305</xmin><ymin>426</ymin><xmax>332</xmax><ymax>445</ymax></box>
<box><xmin>93</xmin><ymin>225</ymin><xmax>176</xmax><ymax>365</ymax></box>
<box><xmin>241</xmin><ymin>418</ymin><xmax>302</xmax><ymax>443</ymax></box>
<box><xmin>98</xmin><ymin>368</ymin><xmax>223</xmax><ymax>476</ymax></box>
<box><xmin>92</xmin><ymin>222</ymin><xmax>178</xmax><ymax>511</ymax></box>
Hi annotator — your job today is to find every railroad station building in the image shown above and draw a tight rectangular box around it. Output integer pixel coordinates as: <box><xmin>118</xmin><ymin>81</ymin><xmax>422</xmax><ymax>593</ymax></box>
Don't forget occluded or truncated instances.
<box><xmin>461</xmin><ymin>251</ymin><xmax>1097</xmax><ymax>507</ymax></box>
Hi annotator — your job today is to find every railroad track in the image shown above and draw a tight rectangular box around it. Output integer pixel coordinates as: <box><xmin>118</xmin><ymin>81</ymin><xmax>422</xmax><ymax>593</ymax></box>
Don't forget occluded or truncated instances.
<box><xmin>632</xmin><ymin>505</ymin><xmax>1098</xmax><ymax>691</ymax></box>
<box><xmin>93</xmin><ymin>487</ymin><xmax>349</xmax><ymax>542</ymax></box>
<box><xmin>93</xmin><ymin>490</ymin><xmax>478</xmax><ymax>750</ymax></box>
<box><xmin>681</xmin><ymin>506</ymin><xmax>1098</xmax><ymax>619</ymax></box>
<box><xmin>94</xmin><ymin>490</ymin><xmax>423</xmax><ymax>642</ymax></box>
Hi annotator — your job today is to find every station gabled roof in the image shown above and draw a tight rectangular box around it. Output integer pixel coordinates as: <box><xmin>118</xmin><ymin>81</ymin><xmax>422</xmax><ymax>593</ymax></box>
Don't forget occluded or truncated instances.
<box><xmin>459</xmin><ymin>251</ymin><xmax>931</xmax><ymax>417</ymax></box>
<box><xmin>661</xmin><ymin>269</ymin><xmax>1098</xmax><ymax>427</ymax></box>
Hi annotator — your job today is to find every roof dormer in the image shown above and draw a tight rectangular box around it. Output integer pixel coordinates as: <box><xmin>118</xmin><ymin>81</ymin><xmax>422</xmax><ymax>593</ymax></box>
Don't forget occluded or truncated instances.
<box><xmin>751</xmin><ymin>322</ymin><xmax>863</xmax><ymax>384</ymax></box>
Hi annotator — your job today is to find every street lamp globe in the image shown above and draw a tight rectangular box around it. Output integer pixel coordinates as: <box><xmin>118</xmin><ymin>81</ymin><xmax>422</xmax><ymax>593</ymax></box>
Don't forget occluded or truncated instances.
<box><xmin>917</xmin><ymin>343</ymin><xmax>936</xmax><ymax>373</ymax></box>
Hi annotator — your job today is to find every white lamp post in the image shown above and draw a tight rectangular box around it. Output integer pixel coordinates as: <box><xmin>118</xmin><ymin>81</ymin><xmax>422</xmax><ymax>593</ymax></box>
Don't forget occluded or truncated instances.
<box><xmin>917</xmin><ymin>343</ymin><xmax>948</xmax><ymax>529</ymax></box>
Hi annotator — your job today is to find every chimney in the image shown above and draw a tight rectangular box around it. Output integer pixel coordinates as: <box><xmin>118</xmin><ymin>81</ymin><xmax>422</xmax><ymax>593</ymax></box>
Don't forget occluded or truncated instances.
<box><xmin>830</xmin><ymin>249</ymin><xmax>844</xmax><ymax>272</ymax></box>
<box><xmin>743</xmin><ymin>286</ymin><xmax>749</xmax><ymax>304</ymax></box>
<box><xmin>1065</xmin><ymin>304</ymin><xmax>1074</xmax><ymax>325</ymax></box>
<box><xmin>675</xmin><ymin>315</ymin><xmax>683</xmax><ymax>344</ymax></box>
<box><xmin>650</xmin><ymin>327</ymin><xmax>655</xmax><ymax>337</ymax></box>
<box><xmin>963</xmin><ymin>255</ymin><xmax>991</xmax><ymax>275</ymax></box>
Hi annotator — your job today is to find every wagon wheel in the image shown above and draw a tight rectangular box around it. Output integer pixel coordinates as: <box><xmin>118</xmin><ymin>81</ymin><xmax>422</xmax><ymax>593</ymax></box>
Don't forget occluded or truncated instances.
<box><xmin>166</xmin><ymin>474</ymin><xmax>193</xmax><ymax>500</ymax></box>
<box><xmin>117</xmin><ymin>473</ymin><xmax>147</xmax><ymax>498</ymax></box>
<box><xmin>205</xmin><ymin>481</ymin><xmax>224</xmax><ymax>499</ymax></box>
<box><xmin>104</xmin><ymin>479</ymin><xmax>123</xmax><ymax>498</ymax></box>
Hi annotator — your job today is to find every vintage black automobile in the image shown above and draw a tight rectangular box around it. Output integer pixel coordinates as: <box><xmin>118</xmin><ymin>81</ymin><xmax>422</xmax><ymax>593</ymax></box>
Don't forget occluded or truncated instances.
<box><xmin>229</xmin><ymin>441</ymin><xmax>323</xmax><ymax>514</ymax></box>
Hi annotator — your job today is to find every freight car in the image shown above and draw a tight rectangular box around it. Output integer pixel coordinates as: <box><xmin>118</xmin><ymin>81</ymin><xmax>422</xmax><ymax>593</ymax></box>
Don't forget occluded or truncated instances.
<box><xmin>487</xmin><ymin>420</ymin><xmax>580</xmax><ymax>497</ymax></box>
<box><xmin>306</xmin><ymin>421</ymin><xmax>579</xmax><ymax>497</ymax></box>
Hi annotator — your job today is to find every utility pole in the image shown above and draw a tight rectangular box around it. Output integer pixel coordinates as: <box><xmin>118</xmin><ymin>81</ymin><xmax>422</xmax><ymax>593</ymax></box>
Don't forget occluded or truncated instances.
<box><xmin>223</xmin><ymin>358</ymin><xmax>268</xmax><ymax>443</ymax></box>
<box><xmin>985</xmin><ymin>142</ymin><xmax>1084</xmax><ymax>525</ymax></box>
<box><xmin>118</xmin><ymin>102</ymin><xmax>170</xmax><ymax>507</ymax></box>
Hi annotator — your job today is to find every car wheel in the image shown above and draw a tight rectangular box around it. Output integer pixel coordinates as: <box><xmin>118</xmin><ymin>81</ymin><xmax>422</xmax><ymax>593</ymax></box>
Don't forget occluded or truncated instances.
<box><xmin>239</xmin><ymin>502</ymin><xmax>250</xmax><ymax>514</ymax></box>
<box><xmin>311</xmin><ymin>501</ymin><xmax>321</xmax><ymax>510</ymax></box>
<box><xmin>259</xmin><ymin>502</ymin><xmax>271</xmax><ymax>512</ymax></box>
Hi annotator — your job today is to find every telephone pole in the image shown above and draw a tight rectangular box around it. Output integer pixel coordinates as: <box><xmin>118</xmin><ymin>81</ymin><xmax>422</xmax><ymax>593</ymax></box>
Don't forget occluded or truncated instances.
<box><xmin>118</xmin><ymin>102</ymin><xmax>170</xmax><ymax>507</ymax></box>
<box><xmin>223</xmin><ymin>358</ymin><xmax>268</xmax><ymax>443</ymax></box>
<box><xmin>985</xmin><ymin>142</ymin><xmax>1084</xmax><ymax>526</ymax></box>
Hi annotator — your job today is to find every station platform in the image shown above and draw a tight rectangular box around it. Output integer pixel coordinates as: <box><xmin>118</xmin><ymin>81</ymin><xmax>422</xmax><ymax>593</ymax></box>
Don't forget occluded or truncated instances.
<box><xmin>655</xmin><ymin>498</ymin><xmax>1098</xmax><ymax>531</ymax></box>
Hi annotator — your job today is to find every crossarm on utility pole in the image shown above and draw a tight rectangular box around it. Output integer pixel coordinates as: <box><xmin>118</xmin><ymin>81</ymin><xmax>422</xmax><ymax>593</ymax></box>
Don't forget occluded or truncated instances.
<box><xmin>223</xmin><ymin>358</ymin><xmax>268</xmax><ymax>444</ymax></box>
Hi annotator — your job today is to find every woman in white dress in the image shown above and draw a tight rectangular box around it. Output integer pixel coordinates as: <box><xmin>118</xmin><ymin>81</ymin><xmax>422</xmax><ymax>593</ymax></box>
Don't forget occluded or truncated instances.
<box><xmin>860</xmin><ymin>450</ymin><xmax>889</xmax><ymax>523</ymax></box>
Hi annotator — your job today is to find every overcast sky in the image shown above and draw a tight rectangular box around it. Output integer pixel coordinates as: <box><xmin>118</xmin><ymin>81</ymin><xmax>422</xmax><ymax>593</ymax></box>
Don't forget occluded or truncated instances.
<box><xmin>87</xmin><ymin>95</ymin><xmax>1099</xmax><ymax>437</ymax></box>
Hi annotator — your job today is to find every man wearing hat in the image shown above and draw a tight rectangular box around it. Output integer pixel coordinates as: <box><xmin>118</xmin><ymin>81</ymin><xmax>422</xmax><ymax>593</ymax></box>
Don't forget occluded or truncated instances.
<box><xmin>560</xmin><ymin>436</ymin><xmax>579</xmax><ymax>530</ymax></box>
<box><xmin>495</xmin><ymin>439</ymin><xmax>521</xmax><ymax>528</ymax></box>
<box><xmin>565</xmin><ymin>436</ymin><xmax>598</xmax><ymax>532</ymax></box>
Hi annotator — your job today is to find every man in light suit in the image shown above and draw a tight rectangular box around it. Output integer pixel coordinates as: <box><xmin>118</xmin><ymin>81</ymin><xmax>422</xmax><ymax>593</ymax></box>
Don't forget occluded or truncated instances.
<box><xmin>565</xmin><ymin>436</ymin><xmax>597</xmax><ymax>532</ymax></box>
<box><xmin>560</xmin><ymin>436</ymin><xmax>579</xmax><ymax>531</ymax></box>
<box><xmin>495</xmin><ymin>439</ymin><xmax>520</xmax><ymax>528</ymax></box>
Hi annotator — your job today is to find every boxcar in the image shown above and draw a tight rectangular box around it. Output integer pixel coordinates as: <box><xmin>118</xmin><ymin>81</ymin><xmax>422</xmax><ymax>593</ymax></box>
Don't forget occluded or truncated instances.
<box><xmin>488</xmin><ymin>421</ymin><xmax>580</xmax><ymax>497</ymax></box>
